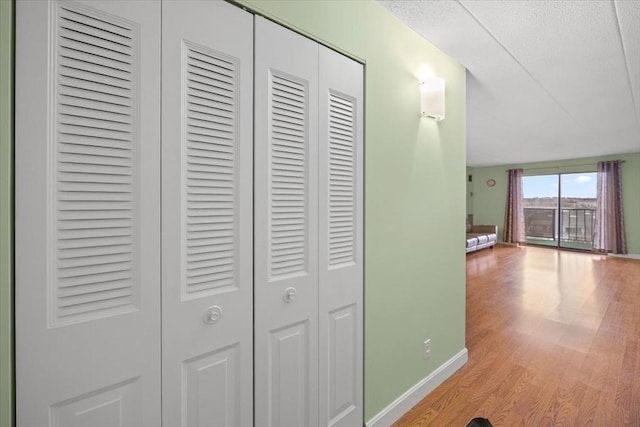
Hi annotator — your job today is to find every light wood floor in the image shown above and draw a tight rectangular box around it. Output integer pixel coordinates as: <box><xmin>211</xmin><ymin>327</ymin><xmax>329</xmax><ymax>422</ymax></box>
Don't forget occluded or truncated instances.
<box><xmin>393</xmin><ymin>245</ymin><xmax>640</xmax><ymax>426</ymax></box>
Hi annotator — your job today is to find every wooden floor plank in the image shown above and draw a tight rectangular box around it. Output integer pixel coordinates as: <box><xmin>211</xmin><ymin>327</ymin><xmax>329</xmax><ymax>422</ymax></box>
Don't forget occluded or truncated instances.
<box><xmin>392</xmin><ymin>245</ymin><xmax>640</xmax><ymax>426</ymax></box>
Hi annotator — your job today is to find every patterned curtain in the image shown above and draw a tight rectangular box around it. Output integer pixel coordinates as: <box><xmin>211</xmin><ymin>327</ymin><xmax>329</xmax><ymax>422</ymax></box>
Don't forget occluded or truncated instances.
<box><xmin>593</xmin><ymin>161</ymin><xmax>627</xmax><ymax>254</ymax></box>
<box><xmin>503</xmin><ymin>169</ymin><xmax>525</xmax><ymax>244</ymax></box>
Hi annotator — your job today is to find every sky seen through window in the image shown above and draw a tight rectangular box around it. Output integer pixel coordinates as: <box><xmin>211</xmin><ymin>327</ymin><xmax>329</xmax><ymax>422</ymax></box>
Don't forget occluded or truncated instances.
<box><xmin>523</xmin><ymin>173</ymin><xmax>597</xmax><ymax>199</ymax></box>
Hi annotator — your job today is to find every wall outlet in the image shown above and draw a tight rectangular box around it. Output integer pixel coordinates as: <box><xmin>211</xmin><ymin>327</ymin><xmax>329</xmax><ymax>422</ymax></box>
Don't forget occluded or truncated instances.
<box><xmin>423</xmin><ymin>339</ymin><xmax>431</xmax><ymax>359</ymax></box>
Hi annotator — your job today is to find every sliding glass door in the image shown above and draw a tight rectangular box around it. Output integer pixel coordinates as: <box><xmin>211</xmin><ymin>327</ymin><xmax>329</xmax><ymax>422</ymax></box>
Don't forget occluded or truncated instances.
<box><xmin>523</xmin><ymin>172</ymin><xmax>597</xmax><ymax>250</ymax></box>
<box><xmin>523</xmin><ymin>175</ymin><xmax>559</xmax><ymax>248</ymax></box>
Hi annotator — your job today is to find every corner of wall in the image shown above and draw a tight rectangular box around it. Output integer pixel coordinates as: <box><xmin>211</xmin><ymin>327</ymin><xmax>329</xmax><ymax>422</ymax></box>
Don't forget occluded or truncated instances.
<box><xmin>365</xmin><ymin>349</ymin><xmax>468</xmax><ymax>427</ymax></box>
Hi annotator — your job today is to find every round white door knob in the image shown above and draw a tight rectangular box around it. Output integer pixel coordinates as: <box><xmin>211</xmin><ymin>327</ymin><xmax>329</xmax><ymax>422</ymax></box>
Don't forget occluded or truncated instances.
<box><xmin>283</xmin><ymin>287</ymin><xmax>297</xmax><ymax>303</ymax></box>
<box><xmin>203</xmin><ymin>305</ymin><xmax>222</xmax><ymax>324</ymax></box>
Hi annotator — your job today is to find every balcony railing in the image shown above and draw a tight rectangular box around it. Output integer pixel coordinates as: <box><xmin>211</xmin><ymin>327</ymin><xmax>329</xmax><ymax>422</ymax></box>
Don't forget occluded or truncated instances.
<box><xmin>524</xmin><ymin>208</ymin><xmax>596</xmax><ymax>245</ymax></box>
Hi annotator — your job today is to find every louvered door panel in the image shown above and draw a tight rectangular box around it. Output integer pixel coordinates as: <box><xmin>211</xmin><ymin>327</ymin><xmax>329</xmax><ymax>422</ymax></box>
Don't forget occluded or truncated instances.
<box><xmin>55</xmin><ymin>3</ymin><xmax>137</xmax><ymax>324</ymax></box>
<box><xmin>17</xmin><ymin>0</ymin><xmax>161</xmax><ymax>425</ymax></box>
<box><xmin>318</xmin><ymin>45</ymin><xmax>363</xmax><ymax>427</ymax></box>
<box><xmin>328</xmin><ymin>94</ymin><xmax>356</xmax><ymax>267</ymax></box>
<box><xmin>184</xmin><ymin>44</ymin><xmax>238</xmax><ymax>297</ymax></box>
<box><xmin>270</xmin><ymin>74</ymin><xmax>308</xmax><ymax>279</ymax></box>
<box><xmin>162</xmin><ymin>2</ymin><xmax>253</xmax><ymax>425</ymax></box>
<box><xmin>254</xmin><ymin>16</ymin><xmax>319</xmax><ymax>427</ymax></box>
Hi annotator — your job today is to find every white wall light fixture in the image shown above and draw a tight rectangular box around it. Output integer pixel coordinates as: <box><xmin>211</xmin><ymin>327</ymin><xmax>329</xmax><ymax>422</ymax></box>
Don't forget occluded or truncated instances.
<box><xmin>420</xmin><ymin>77</ymin><xmax>445</xmax><ymax>121</ymax></box>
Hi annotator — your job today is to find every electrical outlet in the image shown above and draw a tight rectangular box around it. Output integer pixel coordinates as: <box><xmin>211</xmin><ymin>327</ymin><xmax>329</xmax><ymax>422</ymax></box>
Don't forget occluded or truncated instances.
<box><xmin>423</xmin><ymin>339</ymin><xmax>431</xmax><ymax>359</ymax></box>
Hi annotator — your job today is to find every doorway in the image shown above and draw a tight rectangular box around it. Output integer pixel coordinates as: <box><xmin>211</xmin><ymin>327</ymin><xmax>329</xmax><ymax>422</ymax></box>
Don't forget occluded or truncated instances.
<box><xmin>15</xmin><ymin>1</ymin><xmax>363</xmax><ymax>425</ymax></box>
<box><xmin>523</xmin><ymin>172</ymin><xmax>597</xmax><ymax>250</ymax></box>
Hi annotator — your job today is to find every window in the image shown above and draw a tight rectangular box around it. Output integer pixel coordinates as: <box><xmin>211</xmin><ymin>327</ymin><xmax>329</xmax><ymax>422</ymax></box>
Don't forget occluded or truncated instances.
<box><xmin>523</xmin><ymin>172</ymin><xmax>597</xmax><ymax>250</ymax></box>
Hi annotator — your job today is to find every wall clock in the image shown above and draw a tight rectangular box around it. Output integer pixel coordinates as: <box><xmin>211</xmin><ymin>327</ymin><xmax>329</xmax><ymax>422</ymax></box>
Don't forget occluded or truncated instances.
<box><xmin>486</xmin><ymin>179</ymin><xmax>496</xmax><ymax>187</ymax></box>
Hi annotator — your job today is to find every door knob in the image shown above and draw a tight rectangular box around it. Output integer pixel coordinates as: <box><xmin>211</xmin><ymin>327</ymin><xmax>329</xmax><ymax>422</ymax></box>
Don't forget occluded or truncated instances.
<box><xmin>283</xmin><ymin>287</ymin><xmax>297</xmax><ymax>303</ymax></box>
<box><xmin>203</xmin><ymin>305</ymin><xmax>223</xmax><ymax>324</ymax></box>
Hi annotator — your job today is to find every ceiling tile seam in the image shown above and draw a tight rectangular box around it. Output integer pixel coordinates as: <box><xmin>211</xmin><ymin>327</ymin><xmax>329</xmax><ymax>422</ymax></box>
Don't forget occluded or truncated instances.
<box><xmin>456</xmin><ymin>0</ymin><xmax>582</xmax><ymax>127</ymax></box>
<box><xmin>612</xmin><ymin>0</ymin><xmax>640</xmax><ymax>133</ymax></box>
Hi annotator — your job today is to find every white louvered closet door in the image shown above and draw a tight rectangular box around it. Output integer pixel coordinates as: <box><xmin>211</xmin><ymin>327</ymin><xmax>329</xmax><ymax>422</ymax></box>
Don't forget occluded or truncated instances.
<box><xmin>161</xmin><ymin>1</ymin><xmax>254</xmax><ymax>426</ymax></box>
<box><xmin>254</xmin><ymin>16</ymin><xmax>320</xmax><ymax>427</ymax></box>
<box><xmin>318</xmin><ymin>45</ymin><xmax>364</xmax><ymax>427</ymax></box>
<box><xmin>16</xmin><ymin>0</ymin><xmax>161</xmax><ymax>425</ymax></box>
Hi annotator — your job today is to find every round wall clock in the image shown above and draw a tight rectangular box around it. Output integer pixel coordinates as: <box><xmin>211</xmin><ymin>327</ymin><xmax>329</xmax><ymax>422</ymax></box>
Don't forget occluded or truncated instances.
<box><xmin>486</xmin><ymin>179</ymin><xmax>496</xmax><ymax>187</ymax></box>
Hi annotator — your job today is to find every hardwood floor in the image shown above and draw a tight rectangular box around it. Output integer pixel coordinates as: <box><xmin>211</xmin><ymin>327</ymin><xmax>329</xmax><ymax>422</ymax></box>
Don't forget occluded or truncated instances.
<box><xmin>393</xmin><ymin>245</ymin><xmax>640</xmax><ymax>426</ymax></box>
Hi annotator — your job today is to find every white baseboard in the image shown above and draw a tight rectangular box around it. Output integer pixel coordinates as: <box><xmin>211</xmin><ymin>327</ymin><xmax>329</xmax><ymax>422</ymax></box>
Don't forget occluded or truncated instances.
<box><xmin>608</xmin><ymin>253</ymin><xmax>640</xmax><ymax>260</ymax></box>
<box><xmin>365</xmin><ymin>348</ymin><xmax>468</xmax><ymax>427</ymax></box>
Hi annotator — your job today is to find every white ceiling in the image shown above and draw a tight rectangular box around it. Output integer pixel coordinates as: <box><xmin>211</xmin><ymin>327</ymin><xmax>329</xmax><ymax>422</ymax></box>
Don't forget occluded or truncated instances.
<box><xmin>377</xmin><ymin>0</ymin><xmax>640</xmax><ymax>167</ymax></box>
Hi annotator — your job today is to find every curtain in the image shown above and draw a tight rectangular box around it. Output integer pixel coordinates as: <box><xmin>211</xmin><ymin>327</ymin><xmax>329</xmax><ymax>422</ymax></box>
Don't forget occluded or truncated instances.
<box><xmin>593</xmin><ymin>161</ymin><xmax>627</xmax><ymax>254</ymax></box>
<box><xmin>503</xmin><ymin>169</ymin><xmax>525</xmax><ymax>244</ymax></box>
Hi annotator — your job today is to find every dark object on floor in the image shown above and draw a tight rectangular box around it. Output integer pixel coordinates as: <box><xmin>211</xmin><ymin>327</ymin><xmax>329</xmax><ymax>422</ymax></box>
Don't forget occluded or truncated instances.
<box><xmin>466</xmin><ymin>418</ymin><xmax>494</xmax><ymax>427</ymax></box>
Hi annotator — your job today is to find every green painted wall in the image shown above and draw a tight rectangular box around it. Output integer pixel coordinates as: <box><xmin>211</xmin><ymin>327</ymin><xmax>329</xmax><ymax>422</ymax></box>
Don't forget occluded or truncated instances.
<box><xmin>0</xmin><ymin>0</ymin><xmax>14</xmax><ymax>426</ymax></box>
<box><xmin>236</xmin><ymin>0</ymin><xmax>467</xmax><ymax>421</ymax></box>
<box><xmin>469</xmin><ymin>152</ymin><xmax>640</xmax><ymax>254</ymax></box>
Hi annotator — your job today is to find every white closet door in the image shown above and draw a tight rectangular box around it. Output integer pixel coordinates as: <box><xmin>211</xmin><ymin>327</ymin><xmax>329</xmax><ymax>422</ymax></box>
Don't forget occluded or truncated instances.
<box><xmin>254</xmin><ymin>16</ymin><xmax>319</xmax><ymax>427</ymax></box>
<box><xmin>15</xmin><ymin>0</ymin><xmax>161</xmax><ymax>425</ymax></box>
<box><xmin>162</xmin><ymin>1</ymin><xmax>253</xmax><ymax>426</ymax></box>
<box><xmin>318</xmin><ymin>46</ymin><xmax>364</xmax><ymax>427</ymax></box>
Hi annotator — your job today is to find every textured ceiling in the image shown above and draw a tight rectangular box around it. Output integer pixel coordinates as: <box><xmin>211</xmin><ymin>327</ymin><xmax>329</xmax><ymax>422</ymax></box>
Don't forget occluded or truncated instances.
<box><xmin>377</xmin><ymin>0</ymin><xmax>640</xmax><ymax>167</ymax></box>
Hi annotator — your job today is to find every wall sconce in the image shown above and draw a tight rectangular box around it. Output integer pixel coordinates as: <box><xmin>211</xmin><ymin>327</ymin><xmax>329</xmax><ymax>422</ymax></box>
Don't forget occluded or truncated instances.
<box><xmin>420</xmin><ymin>77</ymin><xmax>445</xmax><ymax>121</ymax></box>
